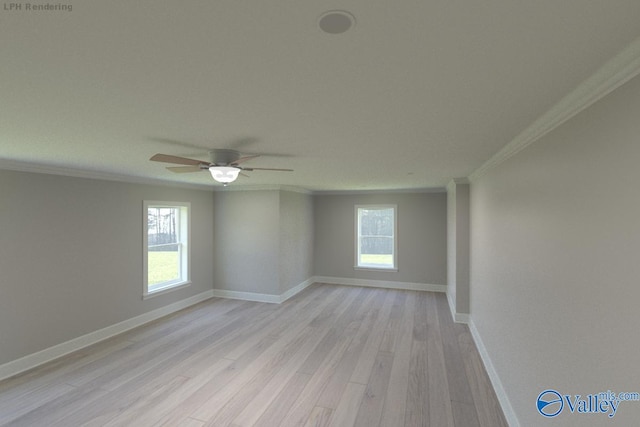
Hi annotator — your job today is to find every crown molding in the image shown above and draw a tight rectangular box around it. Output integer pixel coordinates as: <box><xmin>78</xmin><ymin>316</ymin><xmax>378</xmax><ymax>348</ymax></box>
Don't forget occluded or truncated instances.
<box><xmin>452</xmin><ymin>177</ymin><xmax>470</xmax><ymax>184</ymax></box>
<box><xmin>0</xmin><ymin>159</ymin><xmax>313</xmax><ymax>193</ymax></box>
<box><xmin>469</xmin><ymin>36</ymin><xmax>640</xmax><ymax>182</ymax></box>
<box><xmin>312</xmin><ymin>187</ymin><xmax>446</xmax><ymax>196</ymax></box>
<box><xmin>0</xmin><ymin>159</ymin><xmax>215</xmax><ymax>191</ymax></box>
<box><xmin>0</xmin><ymin>160</ymin><xmax>437</xmax><ymax>195</ymax></box>
<box><xmin>212</xmin><ymin>184</ymin><xmax>313</xmax><ymax>194</ymax></box>
<box><xmin>447</xmin><ymin>178</ymin><xmax>470</xmax><ymax>191</ymax></box>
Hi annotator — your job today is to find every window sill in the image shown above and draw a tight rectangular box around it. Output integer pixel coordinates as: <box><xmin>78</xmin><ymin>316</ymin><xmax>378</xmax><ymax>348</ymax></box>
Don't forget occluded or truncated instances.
<box><xmin>143</xmin><ymin>281</ymin><xmax>191</xmax><ymax>300</ymax></box>
<box><xmin>354</xmin><ymin>266</ymin><xmax>398</xmax><ymax>273</ymax></box>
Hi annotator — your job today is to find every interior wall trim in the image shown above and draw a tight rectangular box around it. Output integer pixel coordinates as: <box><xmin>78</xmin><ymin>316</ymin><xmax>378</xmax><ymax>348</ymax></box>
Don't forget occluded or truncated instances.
<box><xmin>313</xmin><ymin>276</ymin><xmax>446</xmax><ymax>293</ymax></box>
<box><xmin>0</xmin><ymin>290</ymin><xmax>214</xmax><ymax>382</ymax></box>
<box><xmin>469</xmin><ymin>36</ymin><xmax>640</xmax><ymax>181</ymax></box>
<box><xmin>468</xmin><ymin>319</ymin><xmax>521</xmax><ymax>427</ymax></box>
<box><xmin>446</xmin><ymin>291</ymin><xmax>470</xmax><ymax>324</ymax></box>
<box><xmin>0</xmin><ymin>160</ymin><xmax>317</xmax><ymax>193</ymax></box>
<box><xmin>0</xmin><ymin>159</ymin><xmax>214</xmax><ymax>191</ymax></box>
<box><xmin>280</xmin><ymin>278</ymin><xmax>315</xmax><ymax>302</ymax></box>
<box><xmin>312</xmin><ymin>188</ymin><xmax>447</xmax><ymax>196</ymax></box>
<box><xmin>212</xmin><ymin>184</ymin><xmax>312</xmax><ymax>194</ymax></box>
<box><xmin>212</xmin><ymin>277</ymin><xmax>315</xmax><ymax>304</ymax></box>
<box><xmin>212</xmin><ymin>277</ymin><xmax>445</xmax><ymax>305</ymax></box>
<box><xmin>212</xmin><ymin>289</ymin><xmax>281</xmax><ymax>303</ymax></box>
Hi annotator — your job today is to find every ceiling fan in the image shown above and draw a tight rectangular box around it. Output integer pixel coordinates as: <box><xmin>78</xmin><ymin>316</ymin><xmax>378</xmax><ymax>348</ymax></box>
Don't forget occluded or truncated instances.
<box><xmin>150</xmin><ymin>149</ymin><xmax>293</xmax><ymax>185</ymax></box>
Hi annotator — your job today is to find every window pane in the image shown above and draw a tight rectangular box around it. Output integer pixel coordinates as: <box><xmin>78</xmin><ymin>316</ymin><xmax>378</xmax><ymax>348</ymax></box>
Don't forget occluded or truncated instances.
<box><xmin>147</xmin><ymin>206</ymin><xmax>184</xmax><ymax>291</ymax></box>
<box><xmin>147</xmin><ymin>207</ymin><xmax>179</xmax><ymax>246</ymax></box>
<box><xmin>357</xmin><ymin>206</ymin><xmax>395</xmax><ymax>269</ymax></box>
<box><xmin>360</xmin><ymin>208</ymin><xmax>393</xmax><ymax>237</ymax></box>
<box><xmin>147</xmin><ymin>206</ymin><xmax>181</xmax><ymax>288</ymax></box>
<box><xmin>144</xmin><ymin>201</ymin><xmax>190</xmax><ymax>298</ymax></box>
<box><xmin>148</xmin><ymin>248</ymin><xmax>180</xmax><ymax>285</ymax></box>
<box><xmin>360</xmin><ymin>235</ymin><xmax>393</xmax><ymax>256</ymax></box>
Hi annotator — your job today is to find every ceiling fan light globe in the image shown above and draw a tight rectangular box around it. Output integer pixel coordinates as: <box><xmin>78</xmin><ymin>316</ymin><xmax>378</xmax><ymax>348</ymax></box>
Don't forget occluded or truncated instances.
<box><xmin>209</xmin><ymin>166</ymin><xmax>240</xmax><ymax>184</ymax></box>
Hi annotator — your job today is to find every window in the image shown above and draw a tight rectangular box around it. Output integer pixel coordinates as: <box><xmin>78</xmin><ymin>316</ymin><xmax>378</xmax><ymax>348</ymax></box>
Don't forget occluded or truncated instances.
<box><xmin>355</xmin><ymin>205</ymin><xmax>397</xmax><ymax>270</ymax></box>
<box><xmin>143</xmin><ymin>201</ymin><xmax>190</xmax><ymax>298</ymax></box>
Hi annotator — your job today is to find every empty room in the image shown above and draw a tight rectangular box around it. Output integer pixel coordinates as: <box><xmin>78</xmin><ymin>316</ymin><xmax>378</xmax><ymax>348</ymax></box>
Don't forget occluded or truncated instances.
<box><xmin>2</xmin><ymin>2</ymin><xmax>640</xmax><ymax>426</ymax></box>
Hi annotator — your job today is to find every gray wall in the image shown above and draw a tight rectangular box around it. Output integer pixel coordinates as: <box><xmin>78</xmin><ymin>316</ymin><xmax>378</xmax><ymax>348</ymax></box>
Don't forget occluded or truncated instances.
<box><xmin>213</xmin><ymin>189</ymin><xmax>314</xmax><ymax>296</ymax></box>
<box><xmin>0</xmin><ymin>171</ymin><xmax>214</xmax><ymax>366</ymax></box>
<box><xmin>314</xmin><ymin>192</ymin><xmax>447</xmax><ymax>285</ymax></box>
<box><xmin>470</xmin><ymin>74</ymin><xmax>640</xmax><ymax>425</ymax></box>
<box><xmin>279</xmin><ymin>191</ymin><xmax>314</xmax><ymax>294</ymax></box>
<box><xmin>213</xmin><ymin>190</ymin><xmax>280</xmax><ymax>295</ymax></box>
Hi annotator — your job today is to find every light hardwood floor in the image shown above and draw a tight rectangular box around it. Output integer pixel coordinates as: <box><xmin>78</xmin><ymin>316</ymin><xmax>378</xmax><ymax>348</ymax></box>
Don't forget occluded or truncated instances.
<box><xmin>0</xmin><ymin>284</ymin><xmax>508</xmax><ymax>427</ymax></box>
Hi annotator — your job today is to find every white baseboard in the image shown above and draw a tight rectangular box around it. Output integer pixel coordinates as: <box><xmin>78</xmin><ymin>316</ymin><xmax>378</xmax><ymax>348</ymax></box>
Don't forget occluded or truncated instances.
<box><xmin>446</xmin><ymin>291</ymin><xmax>470</xmax><ymax>324</ymax></box>
<box><xmin>280</xmin><ymin>278</ymin><xmax>314</xmax><ymax>302</ymax></box>
<box><xmin>447</xmin><ymin>291</ymin><xmax>457</xmax><ymax>319</ymax></box>
<box><xmin>313</xmin><ymin>276</ymin><xmax>446</xmax><ymax>293</ymax></box>
<box><xmin>468</xmin><ymin>319</ymin><xmax>520</xmax><ymax>427</ymax></box>
<box><xmin>212</xmin><ymin>289</ymin><xmax>281</xmax><ymax>303</ymax></box>
<box><xmin>0</xmin><ymin>290</ymin><xmax>214</xmax><ymax>382</ymax></box>
<box><xmin>211</xmin><ymin>276</ymin><xmax>443</xmax><ymax>305</ymax></box>
<box><xmin>454</xmin><ymin>312</ymin><xmax>470</xmax><ymax>323</ymax></box>
<box><xmin>212</xmin><ymin>277</ymin><xmax>315</xmax><ymax>304</ymax></box>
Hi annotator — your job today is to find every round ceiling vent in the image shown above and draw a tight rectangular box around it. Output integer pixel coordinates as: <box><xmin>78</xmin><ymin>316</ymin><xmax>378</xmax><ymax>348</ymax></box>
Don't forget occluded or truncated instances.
<box><xmin>318</xmin><ymin>10</ymin><xmax>356</xmax><ymax>34</ymax></box>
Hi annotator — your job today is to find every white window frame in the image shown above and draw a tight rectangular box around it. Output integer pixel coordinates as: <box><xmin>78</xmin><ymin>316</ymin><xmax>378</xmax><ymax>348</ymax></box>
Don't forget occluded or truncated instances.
<box><xmin>355</xmin><ymin>204</ymin><xmax>398</xmax><ymax>271</ymax></box>
<box><xmin>143</xmin><ymin>200</ymin><xmax>191</xmax><ymax>299</ymax></box>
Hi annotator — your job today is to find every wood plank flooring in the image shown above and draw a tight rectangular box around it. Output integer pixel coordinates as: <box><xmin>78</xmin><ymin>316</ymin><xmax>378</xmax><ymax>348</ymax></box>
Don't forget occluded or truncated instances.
<box><xmin>0</xmin><ymin>284</ymin><xmax>508</xmax><ymax>427</ymax></box>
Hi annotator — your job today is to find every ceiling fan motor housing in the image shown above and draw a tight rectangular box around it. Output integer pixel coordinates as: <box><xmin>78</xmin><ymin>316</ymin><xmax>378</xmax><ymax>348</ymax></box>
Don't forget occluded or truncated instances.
<box><xmin>209</xmin><ymin>149</ymin><xmax>241</xmax><ymax>166</ymax></box>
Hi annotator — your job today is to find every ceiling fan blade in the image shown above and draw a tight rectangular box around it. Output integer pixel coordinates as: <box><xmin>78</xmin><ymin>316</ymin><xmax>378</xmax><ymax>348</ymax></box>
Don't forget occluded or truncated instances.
<box><xmin>231</xmin><ymin>154</ymin><xmax>260</xmax><ymax>166</ymax></box>
<box><xmin>150</xmin><ymin>153</ymin><xmax>210</xmax><ymax>167</ymax></box>
<box><xmin>166</xmin><ymin>166</ymin><xmax>205</xmax><ymax>173</ymax></box>
<box><xmin>242</xmin><ymin>167</ymin><xmax>294</xmax><ymax>172</ymax></box>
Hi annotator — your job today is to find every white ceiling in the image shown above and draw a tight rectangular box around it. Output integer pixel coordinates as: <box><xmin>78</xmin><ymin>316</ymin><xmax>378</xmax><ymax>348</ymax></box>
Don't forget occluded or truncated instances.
<box><xmin>2</xmin><ymin>1</ymin><xmax>640</xmax><ymax>191</ymax></box>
